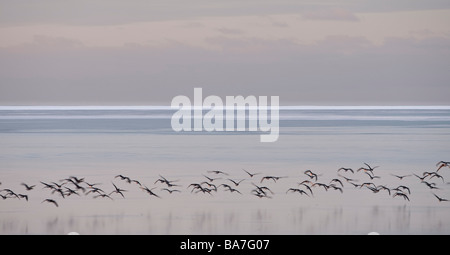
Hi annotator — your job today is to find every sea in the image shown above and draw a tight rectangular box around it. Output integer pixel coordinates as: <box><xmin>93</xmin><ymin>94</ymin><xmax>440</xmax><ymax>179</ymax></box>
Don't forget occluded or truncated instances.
<box><xmin>0</xmin><ymin>106</ymin><xmax>450</xmax><ymax>234</ymax></box>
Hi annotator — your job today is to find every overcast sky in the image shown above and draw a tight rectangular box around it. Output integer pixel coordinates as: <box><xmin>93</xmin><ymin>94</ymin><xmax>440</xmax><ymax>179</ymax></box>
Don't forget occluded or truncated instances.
<box><xmin>1</xmin><ymin>0</ymin><xmax>449</xmax><ymax>105</ymax></box>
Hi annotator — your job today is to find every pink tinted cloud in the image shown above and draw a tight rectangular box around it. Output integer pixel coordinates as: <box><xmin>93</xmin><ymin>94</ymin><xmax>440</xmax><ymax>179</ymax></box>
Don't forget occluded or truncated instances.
<box><xmin>302</xmin><ymin>8</ymin><xmax>359</xmax><ymax>22</ymax></box>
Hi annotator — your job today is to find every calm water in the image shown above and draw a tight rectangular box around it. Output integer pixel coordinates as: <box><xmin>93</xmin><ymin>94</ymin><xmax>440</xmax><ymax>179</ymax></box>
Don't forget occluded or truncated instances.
<box><xmin>1</xmin><ymin>106</ymin><xmax>450</xmax><ymax>234</ymax></box>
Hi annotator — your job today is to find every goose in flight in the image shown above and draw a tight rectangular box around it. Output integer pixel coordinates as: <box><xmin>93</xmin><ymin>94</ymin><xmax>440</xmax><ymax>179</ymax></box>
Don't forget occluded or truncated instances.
<box><xmin>242</xmin><ymin>169</ymin><xmax>261</xmax><ymax>178</ymax></box>
<box><xmin>337</xmin><ymin>167</ymin><xmax>354</xmax><ymax>174</ymax></box>
<box><xmin>40</xmin><ymin>181</ymin><xmax>55</xmax><ymax>190</ymax></box>
<box><xmin>21</xmin><ymin>183</ymin><xmax>36</xmax><ymax>191</ymax></box>
<box><xmin>338</xmin><ymin>174</ymin><xmax>358</xmax><ymax>183</ymax></box>
<box><xmin>357</xmin><ymin>163</ymin><xmax>379</xmax><ymax>174</ymax></box>
<box><xmin>329</xmin><ymin>179</ymin><xmax>344</xmax><ymax>188</ymax></box>
<box><xmin>391</xmin><ymin>174</ymin><xmax>412</xmax><ymax>180</ymax></box>
<box><xmin>298</xmin><ymin>183</ymin><xmax>314</xmax><ymax>196</ymax></box>
<box><xmin>161</xmin><ymin>188</ymin><xmax>181</xmax><ymax>194</ymax></box>
<box><xmin>436</xmin><ymin>161</ymin><xmax>450</xmax><ymax>171</ymax></box>
<box><xmin>93</xmin><ymin>194</ymin><xmax>113</xmax><ymax>200</ymax></box>
<box><xmin>365</xmin><ymin>172</ymin><xmax>381</xmax><ymax>180</ymax></box>
<box><xmin>18</xmin><ymin>194</ymin><xmax>28</xmax><ymax>201</ymax></box>
<box><xmin>252</xmin><ymin>189</ymin><xmax>272</xmax><ymax>198</ymax></box>
<box><xmin>225</xmin><ymin>187</ymin><xmax>242</xmax><ymax>194</ymax></box>
<box><xmin>85</xmin><ymin>187</ymin><xmax>105</xmax><ymax>196</ymax></box>
<box><xmin>200</xmin><ymin>181</ymin><xmax>217</xmax><ymax>191</ymax></box>
<box><xmin>429</xmin><ymin>172</ymin><xmax>445</xmax><ymax>183</ymax></box>
<box><xmin>394</xmin><ymin>185</ymin><xmax>411</xmax><ymax>195</ymax></box>
<box><xmin>413</xmin><ymin>174</ymin><xmax>427</xmax><ymax>181</ymax></box>
<box><xmin>42</xmin><ymin>199</ymin><xmax>59</xmax><ymax>207</ymax></box>
<box><xmin>69</xmin><ymin>176</ymin><xmax>85</xmax><ymax>184</ymax></box>
<box><xmin>207</xmin><ymin>170</ymin><xmax>229</xmax><ymax>175</ymax></box>
<box><xmin>154</xmin><ymin>175</ymin><xmax>179</xmax><ymax>187</ymax></box>
<box><xmin>141</xmin><ymin>186</ymin><xmax>160</xmax><ymax>198</ymax></box>
<box><xmin>304</xmin><ymin>170</ymin><xmax>318</xmax><ymax>181</ymax></box>
<box><xmin>260</xmin><ymin>176</ymin><xmax>286</xmax><ymax>183</ymax></box>
<box><xmin>312</xmin><ymin>182</ymin><xmax>329</xmax><ymax>191</ymax></box>
<box><xmin>1</xmin><ymin>189</ymin><xmax>20</xmax><ymax>199</ymax></box>
<box><xmin>228</xmin><ymin>179</ymin><xmax>245</xmax><ymax>186</ymax></box>
<box><xmin>393</xmin><ymin>192</ymin><xmax>410</xmax><ymax>201</ymax></box>
<box><xmin>329</xmin><ymin>184</ymin><xmax>343</xmax><ymax>193</ymax></box>
<box><xmin>286</xmin><ymin>188</ymin><xmax>309</xmax><ymax>196</ymax></box>
<box><xmin>422</xmin><ymin>181</ymin><xmax>439</xmax><ymax>190</ymax></box>
<box><xmin>109</xmin><ymin>182</ymin><xmax>127</xmax><ymax>198</ymax></box>
<box><xmin>376</xmin><ymin>185</ymin><xmax>391</xmax><ymax>195</ymax></box>
<box><xmin>203</xmin><ymin>175</ymin><xmax>221</xmax><ymax>182</ymax></box>
<box><xmin>65</xmin><ymin>187</ymin><xmax>80</xmax><ymax>197</ymax></box>
<box><xmin>432</xmin><ymin>193</ymin><xmax>449</xmax><ymax>202</ymax></box>
<box><xmin>252</xmin><ymin>183</ymin><xmax>274</xmax><ymax>195</ymax></box>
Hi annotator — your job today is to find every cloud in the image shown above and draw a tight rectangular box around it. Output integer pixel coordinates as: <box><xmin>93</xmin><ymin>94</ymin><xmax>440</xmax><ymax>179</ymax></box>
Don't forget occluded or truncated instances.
<box><xmin>1</xmin><ymin>32</ymin><xmax>449</xmax><ymax>106</ymax></box>
<box><xmin>216</xmin><ymin>28</ymin><xmax>244</xmax><ymax>35</ymax></box>
<box><xmin>312</xmin><ymin>35</ymin><xmax>372</xmax><ymax>54</ymax></box>
<box><xmin>302</xmin><ymin>8</ymin><xmax>360</xmax><ymax>22</ymax></box>
<box><xmin>30</xmin><ymin>35</ymin><xmax>84</xmax><ymax>49</ymax></box>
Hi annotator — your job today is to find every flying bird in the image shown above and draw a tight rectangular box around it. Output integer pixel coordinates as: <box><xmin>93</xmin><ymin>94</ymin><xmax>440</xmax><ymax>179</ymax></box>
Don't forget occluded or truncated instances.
<box><xmin>21</xmin><ymin>183</ymin><xmax>36</xmax><ymax>191</ymax></box>
<box><xmin>109</xmin><ymin>182</ymin><xmax>127</xmax><ymax>198</ymax></box>
<box><xmin>432</xmin><ymin>193</ymin><xmax>449</xmax><ymax>202</ymax></box>
<box><xmin>391</xmin><ymin>174</ymin><xmax>411</xmax><ymax>180</ymax></box>
<box><xmin>394</xmin><ymin>185</ymin><xmax>411</xmax><ymax>195</ymax></box>
<box><xmin>207</xmin><ymin>170</ymin><xmax>229</xmax><ymax>175</ymax></box>
<box><xmin>429</xmin><ymin>172</ymin><xmax>445</xmax><ymax>183</ymax></box>
<box><xmin>260</xmin><ymin>176</ymin><xmax>285</xmax><ymax>183</ymax></box>
<box><xmin>93</xmin><ymin>194</ymin><xmax>113</xmax><ymax>200</ymax></box>
<box><xmin>203</xmin><ymin>175</ymin><xmax>221</xmax><ymax>182</ymax></box>
<box><xmin>422</xmin><ymin>181</ymin><xmax>439</xmax><ymax>190</ymax></box>
<box><xmin>304</xmin><ymin>170</ymin><xmax>318</xmax><ymax>181</ymax></box>
<box><xmin>286</xmin><ymin>188</ymin><xmax>309</xmax><ymax>196</ymax></box>
<box><xmin>228</xmin><ymin>179</ymin><xmax>245</xmax><ymax>186</ymax></box>
<box><xmin>329</xmin><ymin>179</ymin><xmax>344</xmax><ymax>188</ymax></box>
<box><xmin>365</xmin><ymin>172</ymin><xmax>381</xmax><ymax>180</ymax></box>
<box><xmin>337</xmin><ymin>168</ymin><xmax>354</xmax><ymax>174</ymax></box>
<box><xmin>436</xmin><ymin>161</ymin><xmax>450</xmax><ymax>171</ymax></box>
<box><xmin>161</xmin><ymin>188</ymin><xmax>181</xmax><ymax>194</ymax></box>
<box><xmin>18</xmin><ymin>194</ymin><xmax>28</xmax><ymax>201</ymax></box>
<box><xmin>42</xmin><ymin>199</ymin><xmax>59</xmax><ymax>207</ymax></box>
<box><xmin>141</xmin><ymin>186</ymin><xmax>160</xmax><ymax>198</ymax></box>
<box><xmin>242</xmin><ymin>169</ymin><xmax>261</xmax><ymax>178</ymax></box>
<box><xmin>393</xmin><ymin>192</ymin><xmax>410</xmax><ymax>201</ymax></box>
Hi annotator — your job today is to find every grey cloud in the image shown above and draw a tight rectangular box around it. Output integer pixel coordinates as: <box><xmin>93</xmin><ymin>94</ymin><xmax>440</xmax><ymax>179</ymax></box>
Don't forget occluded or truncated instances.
<box><xmin>1</xmin><ymin>0</ymin><xmax>449</xmax><ymax>26</ymax></box>
<box><xmin>301</xmin><ymin>8</ymin><xmax>360</xmax><ymax>22</ymax></box>
<box><xmin>216</xmin><ymin>28</ymin><xmax>245</xmax><ymax>35</ymax></box>
<box><xmin>1</xmin><ymin>35</ymin><xmax>449</xmax><ymax>105</ymax></box>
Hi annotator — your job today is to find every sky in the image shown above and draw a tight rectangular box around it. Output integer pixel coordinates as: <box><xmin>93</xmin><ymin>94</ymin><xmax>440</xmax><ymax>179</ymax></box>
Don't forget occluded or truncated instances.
<box><xmin>0</xmin><ymin>0</ymin><xmax>449</xmax><ymax>105</ymax></box>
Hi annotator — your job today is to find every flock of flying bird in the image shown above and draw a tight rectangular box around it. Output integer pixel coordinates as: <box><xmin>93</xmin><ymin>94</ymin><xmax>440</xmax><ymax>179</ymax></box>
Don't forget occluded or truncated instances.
<box><xmin>1</xmin><ymin>161</ymin><xmax>449</xmax><ymax>207</ymax></box>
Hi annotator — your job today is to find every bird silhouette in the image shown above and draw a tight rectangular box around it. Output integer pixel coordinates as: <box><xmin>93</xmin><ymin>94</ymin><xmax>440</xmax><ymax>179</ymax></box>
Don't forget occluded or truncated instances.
<box><xmin>432</xmin><ymin>193</ymin><xmax>449</xmax><ymax>202</ymax></box>
<box><xmin>207</xmin><ymin>170</ymin><xmax>229</xmax><ymax>175</ymax></box>
<box><xmin>337</xmin><ymin>168</ymin><xmax>354</xmax><ymax>174</ymax></box>
<box><xmin>21</xmin><ymin>183</ymin><xmax>36</xmax><ymax>191</ymax></box>
<box><xmin>393</xmin><ymin>192</ymin><xmax>410</xmax><ymax>201</ymax></box>
<box><xmin>93</xmin><ymin>194</ymin><xmax>113</xmax><ymax>200</ymax></box>
<box><xmin>436</xmin><ymin>161</ymin><xmax>450</xmax><ymax>171</ymax></box>
<box><xmin>286</xmin><ymin>188</ymin><xmax>309</xmax><ymax>196</ymax></box>
<box><xmin>109</xmin><ymin>182</ymin><xmax>127</xmax><ymax>198</ymax></box>
<box><xmin>228</xmin><ymin>179</ymin><xmax>245</xmax><ymax>186</ymax></box>
<box><xmin>42</xmin><ymin>199</ymin><xmax>59</xmax><ymax>207</ymax></box>
<box><xmin>242</xmin><ymin>169</ymin><xmax>261</xmax><ymax>178</ymax></box>
<box><xmin>161</xmin><ymin>188</ymin><xmax>181</xmax><ymax>194</ymax></box>
<box><xmin>141</xmin><ymin>186</ymin><xmax>160</xmax><ymax>198</ymax></box>
<box><xmin>304</xmin><ymin>170</ymin><xmax>318</xmax><ymax>181</ymax></box>
<box><xmin>202</xmin><ymin>175</ymin><xmax>221</xmax><ymax>182</ymax></box>
<box><xmin>391</xmin><ymin>174</ymin><xmax>411</xmax><ymax>180</ymax></box>
<box><xmin>260</xmin><ymin>176</ymin><xmax>285</xmax><ymax>183</ymax></box>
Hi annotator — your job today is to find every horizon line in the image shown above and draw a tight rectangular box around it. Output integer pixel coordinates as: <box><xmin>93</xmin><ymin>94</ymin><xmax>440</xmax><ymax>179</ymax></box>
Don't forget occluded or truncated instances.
<box><xmin>1</xmin><ymin>105</ymin><xmax>450</xmax><ymax>110</ymax></box>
